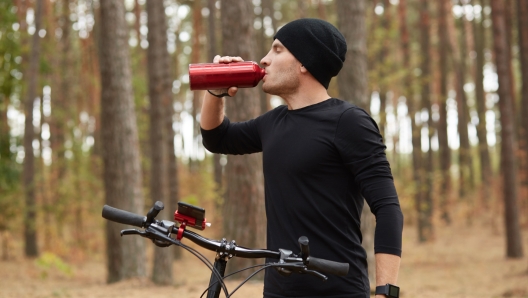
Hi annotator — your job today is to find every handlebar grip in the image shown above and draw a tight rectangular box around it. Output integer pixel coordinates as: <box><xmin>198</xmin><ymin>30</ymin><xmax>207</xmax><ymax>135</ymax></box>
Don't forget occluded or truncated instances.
<box><xmin>102</xmin><ymin>205</ymin><xmax>146</xmax><ymax>228</ymax></box>
<box><xmin>307</xmin><ymin>257</ymin><xmax>349</xmax><ymax>276</ymax></box>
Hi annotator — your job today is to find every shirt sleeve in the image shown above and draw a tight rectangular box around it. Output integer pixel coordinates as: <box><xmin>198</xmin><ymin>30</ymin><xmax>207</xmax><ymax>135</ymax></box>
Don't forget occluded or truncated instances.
<box><xmin>334</xmin><ymin>107</ymin><xmax>404</xmax><ymax>257</ymax></box>
<box><xmin>201</xmin><ymin>116</ymin><xmax>262</xmax><ymax>155</ymax></box>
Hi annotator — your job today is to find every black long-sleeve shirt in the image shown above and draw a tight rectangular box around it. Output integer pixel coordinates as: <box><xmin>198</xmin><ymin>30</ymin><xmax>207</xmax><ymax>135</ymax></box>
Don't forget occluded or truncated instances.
<box><xmin>201</xmin><ymin>98</ymin><xmax>403</xmax><ymax>298</ymax></box>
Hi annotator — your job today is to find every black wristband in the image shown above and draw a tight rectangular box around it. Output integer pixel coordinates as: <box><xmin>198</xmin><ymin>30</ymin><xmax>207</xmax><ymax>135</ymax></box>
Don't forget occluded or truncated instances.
<box><xmin>375</xmin><ymin>284</ymin><xmax>400</xmax><ymax>298</ymax></box>
<box><xmin>207</xmin><ymin>90</ymin><xmax>230</xmax><ymax>98</ymax></box>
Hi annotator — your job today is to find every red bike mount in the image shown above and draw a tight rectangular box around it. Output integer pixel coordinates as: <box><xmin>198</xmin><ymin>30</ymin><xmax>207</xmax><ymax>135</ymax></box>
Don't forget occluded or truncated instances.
<box><xmin>174</xmin><ymin>210</ymin><xmax>208</xmax><ymax>240</ymax></box>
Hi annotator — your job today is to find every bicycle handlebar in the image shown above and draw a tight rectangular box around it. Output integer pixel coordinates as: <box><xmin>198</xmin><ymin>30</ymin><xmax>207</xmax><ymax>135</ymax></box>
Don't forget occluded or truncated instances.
<box><xmin>102</xmin><ymin>203</ymin><xmax>349</xmax><ymax>277</ymax></box>
<box><xmin>306</xmin><ymin>257</ymin><xmax>349</xmax><ymax>276</ymax></box>
<box><xmin>181</xmin><ymin>229</ymin><xmax>281</xmax><ymax>259</ymax></box>
<box><xmin>102</xmin><ymin>205</ymin><xmax>146</xmax><ymax>228</ymax></box>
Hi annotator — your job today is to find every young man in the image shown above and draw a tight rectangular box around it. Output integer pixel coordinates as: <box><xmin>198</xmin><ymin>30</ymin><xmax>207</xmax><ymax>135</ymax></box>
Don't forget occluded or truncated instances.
<box><xmin>200</xmin><ymin>18</ymin><xmax>403</xmax><ymax>298</ymax></box>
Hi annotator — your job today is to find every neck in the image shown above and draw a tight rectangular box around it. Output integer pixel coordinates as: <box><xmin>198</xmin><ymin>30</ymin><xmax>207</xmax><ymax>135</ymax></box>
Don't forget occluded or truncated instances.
<box><xmin>282</xmin><ymin>82</ymin><xmax>331</xmax><ymax>110</ymax></box>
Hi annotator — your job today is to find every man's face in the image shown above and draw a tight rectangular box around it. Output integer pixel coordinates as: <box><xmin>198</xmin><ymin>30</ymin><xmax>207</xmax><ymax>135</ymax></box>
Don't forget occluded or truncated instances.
<box><xmin>260</xmin><ymin>39</ymin><xmax>302</xmax><ymax>96</ymax></box>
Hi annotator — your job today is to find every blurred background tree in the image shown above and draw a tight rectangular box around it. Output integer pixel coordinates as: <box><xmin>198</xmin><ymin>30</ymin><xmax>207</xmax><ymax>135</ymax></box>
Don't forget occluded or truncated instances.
<box><xmin>1</xmin><ymin>0</ymin><xmax>527</xmax><ymax>286</ymax></box>
<box><xmin>99</xmin><ymin>0</ymin><xmax>146</xmax><ymax>282</ymax></box>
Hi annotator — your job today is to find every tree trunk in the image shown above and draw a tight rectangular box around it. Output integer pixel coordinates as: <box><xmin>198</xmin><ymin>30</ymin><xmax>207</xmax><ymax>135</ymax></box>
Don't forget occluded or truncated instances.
<box><xmin>146</xmin><ymin>0</ymin><xmax>173</xmax><ymax>285</ymax></box>
<box><xmin>418</xmin><ymin>0</ymin><xmax>434</xmax><ymax>241</ymax></box>
<box><xmin>190</xmin><ymin>0</ymin><xmax>203</xmax><ymax>173</ymax></box>
<box><xmin>336</xmin><ymin>0</ymin><xmax>375</xmax><ymax>283</ymax></box>
<box><xmin>258</xmin><ymin>0</ymin><xmax>272</xmax><ymax>114</ymax></box>
<box><xmin>317</xmin><ymin>0</ymin><xmax>327</xmax><ymax>19</ymax></box>
<box><xmin>220</xmin><ymin>0</ymin><xmax>266</xmax><ymax>278</ymax></box>
<box><xmin>46</xmin><ymin>0</ymin><xmax>71</xmax><ymax>250</ymax></box>
<box><xmin>437</xmin><ymin>0</ymin><xmax>452</xmax><ymax>224</ymax></box>
<box><xmin>164</xmin><ymin>94</ymin><xmax>180</xmax><ymax>260</ymax></box>
<box><xmin>517</xmin><ymin>0</ymin><xmax>528</xmax><ymax>223</ymax></box>
<box><xmin>490</xmin><ymin>0</ymin><xmax>524</xmax><ymax>258</ymax></box>
<box><xmin>207</xmin><ymin>0</ymin><xmax>223</xmax><ymax>195</ymax></box>
<box><xmin>454</xmin><ymin>2</ymin><xmax>474</xmax><ymax>200</ymax></box>
<box><xmin>169</xmin><ymin>16</ymin><xmax>183</xmax><ymax>261</ymax></box>
<box><xmin>99</xmin><ymin>0</ymin><xmax>146</xmax><ymax>282</ymax></box>
<box><xmin>398</xmin><ymin>0</ymin><xmax>424</xmax><ymax>242</ymax></box>
<box><xmin>336</xmin><ymin>0</ymin><xmax>369</xmax><ymax>110</ymax></box>
<box><xmin>504</xmin><ymin>0</ymin><xmax>517</xmax><ymax>105</ymax></box>
<box><xmin>376</xmin><ymin>0</ymin><xmax>391</xmax><ymax>139</ymax></box>
<box><xmin>262</xmin><ymin>0</ymin><xmax>277</xmax><ymax>33</ymax></box>
<box><xmin>0</xmin><ymin>97</ymin><xmax>8</xmax><ymax>162</ymax></box>
<box><xmin>472</xmin><ymin>0</ymin><xmax>493</xmax><ymax>208</ymax></box>
<box><xmin>23</xmin><ymin>0</ymin><xmax>43</xmax><ymax>258</ymax></box>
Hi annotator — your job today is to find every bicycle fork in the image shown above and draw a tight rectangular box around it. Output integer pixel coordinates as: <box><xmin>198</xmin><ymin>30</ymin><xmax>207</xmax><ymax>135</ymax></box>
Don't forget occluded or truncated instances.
<box><xmin>207</xmin><ymin>257</ymin><xmax>227</xmax><ymax>298</ymax></box>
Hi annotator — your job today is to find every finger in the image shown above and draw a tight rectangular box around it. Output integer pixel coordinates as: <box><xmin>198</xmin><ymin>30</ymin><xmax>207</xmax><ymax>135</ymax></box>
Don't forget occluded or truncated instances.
<box><xmin>218</xmin><ymin>56</ymin><xmax>244</xmax><ymax>64</ymax></box>
<box><xmin>218</xmin><ymin>56</ymin><xmax>232</xmax><ymax>64</ymax></box>
<box><xmin>213</xmin><ymin>55</ymin><xmax>221</xmax><ymax>63</ymax></box>
<box><xmin>227</xmin><ymin>86</ymin><xmax>238</xmax><ymax>97</ymax></box>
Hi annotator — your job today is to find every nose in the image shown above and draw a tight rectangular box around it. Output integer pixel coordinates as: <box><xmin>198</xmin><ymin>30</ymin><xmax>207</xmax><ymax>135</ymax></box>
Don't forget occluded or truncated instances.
<box><xmin>260</xmin><ymin>53</ymin><xmax>270</xmax><ymax>67</ymax></box>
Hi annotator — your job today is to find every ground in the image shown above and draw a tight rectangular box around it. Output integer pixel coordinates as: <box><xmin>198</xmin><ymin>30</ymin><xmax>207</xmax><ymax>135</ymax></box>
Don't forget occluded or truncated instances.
<box><xmin>1</xmin><ymin>220</ymin><xmax>527</xmax><ymax>298</ymax></box>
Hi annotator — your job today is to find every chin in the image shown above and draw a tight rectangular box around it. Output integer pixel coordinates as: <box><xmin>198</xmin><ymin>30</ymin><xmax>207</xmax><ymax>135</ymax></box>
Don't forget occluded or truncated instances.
<box><xmin>262</xmin><ymin>86</ymin><xmax>278</xmax><ymax>96</ymax></box>
<box><xmin>262</xmin><ymin>83</ymin><xmax>274</xmax><ymax>95</ymax></box>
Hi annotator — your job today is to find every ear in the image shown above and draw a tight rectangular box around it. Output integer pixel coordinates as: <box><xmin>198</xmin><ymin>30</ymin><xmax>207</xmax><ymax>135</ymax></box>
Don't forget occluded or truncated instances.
<box><xmin>300</xmin><ymin>65</ymin><xmax>308</xmax><ymax>73</ymax></box>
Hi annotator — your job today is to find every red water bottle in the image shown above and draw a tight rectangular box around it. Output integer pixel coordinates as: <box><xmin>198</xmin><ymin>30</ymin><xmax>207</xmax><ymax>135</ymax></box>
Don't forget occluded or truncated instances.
<box><xmin>189</xmin><ymin>61</ymin><xmax>265</xmax><ymax>91</ymax></box>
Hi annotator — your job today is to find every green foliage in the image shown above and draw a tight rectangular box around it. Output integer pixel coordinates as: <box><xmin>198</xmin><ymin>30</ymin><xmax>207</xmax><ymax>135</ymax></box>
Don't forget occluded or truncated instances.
<box><xmin>35</xmin><ymin>252</ymin><xmax>73</xmax><ymax>279</ymax></box>
<box><xmin>0</xmin><ymin>1</ymin><xmax>22</xmax><ymax>233</ymax></box>
<box><xmin>0</xmin><ymin>185</ymin><xmax>22</xmax><ymax>232</ymax></box>
<box><xmin>180</xmin><ymin>158</ymin><xmax>223</xmax><ymax>208</ymax></box>
<box><xmin>0</xmin><ymin>0</ymin><xmax>21</xmax><ymax>99</ymax></box>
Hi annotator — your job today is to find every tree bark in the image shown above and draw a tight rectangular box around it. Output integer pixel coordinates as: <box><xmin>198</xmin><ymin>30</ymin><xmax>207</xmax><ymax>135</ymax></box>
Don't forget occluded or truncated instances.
<box><xmin>437</xmin><ymin>0</ymin><xmax>452</xmax><ymax>224</ymax></box>
<box><xmin>504</xmin><ymin>0</ymin><xmax>516</xmax><ymax>105</ymax></box>
<box><xmin>317</xmin><ymin>0</ymin><xmax>327</xmax><ymax>19</ymax></box>
<box><xmin>418</xmin><ymin>0</ymin><xmax>434</xmax><ymax>241</ymax></box>
<box><xmin>0</xmin><ymin>97</ymin><xmax>8</xmax><ymax>163</ymax></box>
<box><xmin>490</xmin><ymin>0</ymin><xmax>524</xmax><ymax>258</ymax></box>
<box><xmin>99</xmin><ymin>0</ymin><xmax>146</xmax><ymax>282</ymax></box>
<box><xmin>517</xmin><ymin>0</ymin><xmax>528</xmax><ymax>222</ymax></box>
<box><xmin>336</xmin><ymin>0</ymin><xmax>376</xmax><ymax>283</ymax></box>
<box><xmin>472</xmin><ymin>0</ymin><xmax>492</xmax><ymax>208</ymax></box>
<box><xmin>258</xmin><ymin>0</ymin><xmax>273</xmax><ymax>114</ymax></box>
<box><xmin>190</xmin><ymin>0</ymin><xmax>203</xmax><ymax>173</ymax></box>
<box><xmin>146</xmin><ymin>0</ymin><xmax>173</xmax><ymax>285</ymax></box>
<box><xmin>23</xmin><ymin>0</ymin><xmax>43</xmax><ymax>258</ymax></box>
<box><xmin>398</xmin><ymin>0</ymin><xmax>425</xmax><ymax>242</ymax></box>
<box><xmin>169</xmin><ymin>16</ymin><xmax>182</xmax><ymax>261</ymax></box>
<box><xmin>207</xmin><ymin>0</ymin><xmax>223</xmax><ymax>194</ymax></box>
<box><xmin>220</xmin><ymin>0</ymin><xmax>266</xmax><ymax>278</ymax></box>
<box><xmin>336</xmin><ymin>0</ymin><xmax>369</xmax><ymax>110</ymax></box>
<box><xmin>454</xmin><ymin>1</ymin><xmax>474</xmax><ymax>199</ymax></box>
<box><xmin>376</xmin><ymin>0</ymin><xmax>391</xmax><ymax>139</ymax></box>
<box><xmin>45</xmin><ymin>0</ymin><xmax>72</xmax><ymax>250</ymax></box>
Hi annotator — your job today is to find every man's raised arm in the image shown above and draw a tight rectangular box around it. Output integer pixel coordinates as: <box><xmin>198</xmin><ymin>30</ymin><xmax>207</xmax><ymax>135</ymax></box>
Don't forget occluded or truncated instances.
<box><xmin>200</xmin><ymin>55</ymin><xmax>242</xmax><ymax>130</ymax></box>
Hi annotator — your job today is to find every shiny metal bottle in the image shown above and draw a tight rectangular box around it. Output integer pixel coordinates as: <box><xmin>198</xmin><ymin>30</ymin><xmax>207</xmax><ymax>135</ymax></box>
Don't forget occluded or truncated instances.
<box><xmin>189</xmin><ymin>61</ymin><xmax>265</xmax><ymax>90</ymax></box>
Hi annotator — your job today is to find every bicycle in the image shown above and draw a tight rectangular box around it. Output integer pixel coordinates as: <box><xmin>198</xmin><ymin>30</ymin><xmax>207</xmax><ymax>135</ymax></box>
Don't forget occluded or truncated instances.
<box><xmin>102</xmin><ymin>201</ymin><xmax>349</xmax><ymax>298</ymax></box>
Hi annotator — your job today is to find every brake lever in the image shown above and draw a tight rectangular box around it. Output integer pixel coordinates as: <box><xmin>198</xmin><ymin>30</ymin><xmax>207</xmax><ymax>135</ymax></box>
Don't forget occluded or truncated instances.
<box><xmin>302</xmin><ymin>268</ymin><xmax>328</xmax><ymax>281</ymax></box>
<box><xmin>275</xmin><ymin>266</ymin><xmax>292</xmax><ymax>276</ymax></box>
<box><xmin>271</xmin><ymin>262</ymin><xmax>328</xmax><ymax>281</ymax></box>
<box><xmin>121</xmin><ymin>229</ymin><xmax>147</xmax><ymax>237</ymax></box>
<box><xmin>121</xmin><ymin>227</ymin><xmax>176</xmax><ymax>248</ymax></box>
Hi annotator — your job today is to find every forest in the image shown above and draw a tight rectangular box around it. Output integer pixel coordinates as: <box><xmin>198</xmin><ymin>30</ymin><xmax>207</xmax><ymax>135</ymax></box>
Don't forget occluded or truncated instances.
<box><xmin>0</xmin><ymin>0</ymin><xmax>527</xmax><ymax>297</ymax></box>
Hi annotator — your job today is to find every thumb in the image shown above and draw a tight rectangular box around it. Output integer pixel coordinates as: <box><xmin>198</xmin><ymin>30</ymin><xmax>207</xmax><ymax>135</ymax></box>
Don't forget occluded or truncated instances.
<box><xmin>227</xmin><ymin>86</ymin><xmax>238</xmax><ymax>97</ymax></box>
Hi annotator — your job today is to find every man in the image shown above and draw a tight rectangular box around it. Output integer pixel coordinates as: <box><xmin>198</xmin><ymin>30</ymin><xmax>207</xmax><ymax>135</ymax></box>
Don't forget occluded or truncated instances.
<box><xmin>200</xmin><ymin>18</ymin><xmax>403</xmax><ymax>298</ymax></box>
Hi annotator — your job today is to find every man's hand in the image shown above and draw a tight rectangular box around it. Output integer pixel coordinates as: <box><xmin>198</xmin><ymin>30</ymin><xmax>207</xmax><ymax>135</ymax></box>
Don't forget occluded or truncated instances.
<box><xmin>201</xmin><ymin>55</ymin><xmax>246</xmax><ymax>130</ymax></box>
<box><xmin>208</xmin><ymin>55</ymin><xmax>244</xmax><ymax>97</ymax></box>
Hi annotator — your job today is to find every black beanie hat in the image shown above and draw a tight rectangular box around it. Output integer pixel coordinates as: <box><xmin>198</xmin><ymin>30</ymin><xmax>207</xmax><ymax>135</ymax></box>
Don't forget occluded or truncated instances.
<box><xmin>274</xmin><ymin>18</ymin><xmax>347</xmax><ymax>89</ymax></box>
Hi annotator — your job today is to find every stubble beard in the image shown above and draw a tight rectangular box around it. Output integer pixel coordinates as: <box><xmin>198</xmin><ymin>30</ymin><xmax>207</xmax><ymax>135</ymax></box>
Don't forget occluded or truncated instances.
<box><xmin>262</xmin><ymin>64</ymin><xmax>300</xmax><ymax>97</ymax></box>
